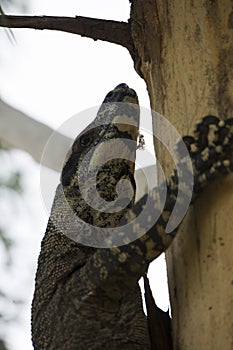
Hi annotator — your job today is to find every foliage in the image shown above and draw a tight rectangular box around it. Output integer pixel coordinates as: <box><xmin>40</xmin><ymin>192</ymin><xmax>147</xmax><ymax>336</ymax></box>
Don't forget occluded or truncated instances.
<box><xmin>0</xmin><ymin>1</ymin><xmax>27</xmax><ymax>347</ymax></box>
<box><xmin>0</xmin><ymin>339</ymin><xmax>8</xmax><ymax>350</ymax></box>
<box><xmin>0</xmin><ymin>148</ymin><xmax>23</xmax><ymax>350</ymax></box>
<box><xmin>0</xmin><ymin>171</ymin><xmax>22</xmax><ymax>194</ymax></box>
<box><xmin>0</xmin><ymin>0</ymin><xmax>27</xmax><ymax>12</ymax></box>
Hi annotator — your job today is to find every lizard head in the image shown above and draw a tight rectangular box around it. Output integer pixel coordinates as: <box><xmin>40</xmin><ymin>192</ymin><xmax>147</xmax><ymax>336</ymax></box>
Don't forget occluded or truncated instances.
<box><xmin>60</xmin><ymin>84</ymin><xmax>140</xmax><ymax>231</ymax></box>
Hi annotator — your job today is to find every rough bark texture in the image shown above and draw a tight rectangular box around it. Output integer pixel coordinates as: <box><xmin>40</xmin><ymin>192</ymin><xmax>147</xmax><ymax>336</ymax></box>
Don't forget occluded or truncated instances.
<box><xmin>130</xmin><ymin>1</ymin><xmax>233</xmax><ymax>349</ymax></box>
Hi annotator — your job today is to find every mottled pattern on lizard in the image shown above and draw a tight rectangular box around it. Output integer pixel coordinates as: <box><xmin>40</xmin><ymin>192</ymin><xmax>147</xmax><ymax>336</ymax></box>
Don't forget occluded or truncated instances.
<box><xmin>32</xmin><ymin>84</ymin><xmax>233</xmax><ymax>350</ymax></box>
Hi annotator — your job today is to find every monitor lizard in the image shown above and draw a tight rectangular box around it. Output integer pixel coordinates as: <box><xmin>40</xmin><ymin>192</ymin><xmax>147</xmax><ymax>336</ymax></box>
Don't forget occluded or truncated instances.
<box><xmin>32</xmin><ymin>83</ymin><xmax>233</xmax><ymax>350</ymax></box>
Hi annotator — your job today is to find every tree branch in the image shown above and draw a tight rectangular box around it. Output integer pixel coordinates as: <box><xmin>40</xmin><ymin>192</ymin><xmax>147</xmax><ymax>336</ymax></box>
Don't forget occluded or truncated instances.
<box><xmin>0</xmin><ymin>98</ymin><xmax>72</xmax><ymax>172</ymax></box>
<box><xmin>0</xmin><ymin>15</ymin><xmax>134</xmax><ymax>51</ymax></box>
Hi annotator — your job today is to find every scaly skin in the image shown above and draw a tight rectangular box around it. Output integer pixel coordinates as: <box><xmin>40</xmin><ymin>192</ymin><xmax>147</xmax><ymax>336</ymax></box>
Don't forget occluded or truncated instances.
<box><xmin>32</xmin><ymin>84</ymin><xmax>233</xmax><ymax>350</ymax></box>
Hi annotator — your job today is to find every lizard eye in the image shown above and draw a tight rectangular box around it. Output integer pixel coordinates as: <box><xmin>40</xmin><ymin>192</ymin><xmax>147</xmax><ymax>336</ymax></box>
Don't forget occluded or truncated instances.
<box><xmin>79</xmin><ymin>134</ymin><xmax>93</xmax><ymax>147</ymax></box>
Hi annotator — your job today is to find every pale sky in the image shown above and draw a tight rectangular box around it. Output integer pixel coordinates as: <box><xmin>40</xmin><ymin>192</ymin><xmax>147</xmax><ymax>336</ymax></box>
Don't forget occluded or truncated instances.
<box><xmin>0</xmin><ymin>1</ymin><xmax>169</xmax><ymax>349</ymax></box>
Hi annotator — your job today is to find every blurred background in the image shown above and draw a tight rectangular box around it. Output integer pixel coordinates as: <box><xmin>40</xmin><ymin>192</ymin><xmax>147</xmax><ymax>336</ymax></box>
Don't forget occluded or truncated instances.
<box><xmin>0</xmin><ymin>1</ymin><xmax>169</xmax><ymax>349</ymax></box>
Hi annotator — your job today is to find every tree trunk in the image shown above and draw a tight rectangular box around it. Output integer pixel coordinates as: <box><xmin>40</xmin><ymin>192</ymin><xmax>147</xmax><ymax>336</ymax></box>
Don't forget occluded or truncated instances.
<box><xmin>130</xmin><ymin>1</ymin><xmax>233</xmax><ymax>349</ymax></box>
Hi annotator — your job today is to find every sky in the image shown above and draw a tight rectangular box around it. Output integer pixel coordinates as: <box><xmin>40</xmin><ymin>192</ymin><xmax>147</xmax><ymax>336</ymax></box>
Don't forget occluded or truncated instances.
<box><xmin>0</xmin><ymin>1</ymin><xmax>169</xmax><ymax>349</ymax></box>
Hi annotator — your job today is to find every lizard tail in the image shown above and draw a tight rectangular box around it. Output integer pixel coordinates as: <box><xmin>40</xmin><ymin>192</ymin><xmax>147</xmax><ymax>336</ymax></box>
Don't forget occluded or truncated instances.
<box><xmin>143</xmin><ymin>273</ymin><xmax>173</xmax><ymax>350</ymax></box>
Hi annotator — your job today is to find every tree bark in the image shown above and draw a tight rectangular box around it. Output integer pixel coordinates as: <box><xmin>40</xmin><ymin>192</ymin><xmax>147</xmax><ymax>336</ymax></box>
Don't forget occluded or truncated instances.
<box><xmin>130</xmin><ymin>1</ymin><xmax>233</xmax><ymax>349</ymax></box>
<box><xmin>0</xmin><ymin>15</ymin><xmax>135</xmax><ymax>55</ymax></box>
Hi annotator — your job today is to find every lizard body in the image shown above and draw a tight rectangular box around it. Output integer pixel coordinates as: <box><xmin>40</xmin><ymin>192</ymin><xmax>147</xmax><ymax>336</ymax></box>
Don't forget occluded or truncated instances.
<box><xmin>32</xmin><ymin>84</ymin><xmax>233</xmax><ymax>350</ymax></box>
